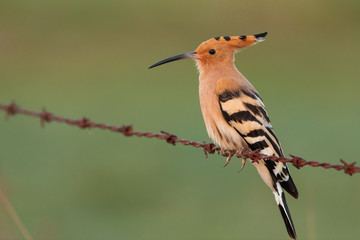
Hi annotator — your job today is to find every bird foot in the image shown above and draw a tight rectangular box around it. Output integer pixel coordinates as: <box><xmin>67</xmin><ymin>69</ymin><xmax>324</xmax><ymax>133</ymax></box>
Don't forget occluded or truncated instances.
<box><xmin>222</xmin><ymin>148</ymin><xmax>251</xmax><ymax>169</ymax></box>
<box><xmin>235</xmin><ymin>147</ymin><xmax>251</xmax><ymax>159</ymax></box>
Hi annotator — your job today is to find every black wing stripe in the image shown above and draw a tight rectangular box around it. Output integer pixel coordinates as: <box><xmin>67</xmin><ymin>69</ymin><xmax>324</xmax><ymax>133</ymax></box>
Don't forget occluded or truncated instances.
<box><xmin>248</xmin><ymin>140</ymin><xmax>269</xmax><ymax>151</ymax></box>
<box><xmin>244</xmin><ymin>103</ymin><xmax>261</xmax><ymax>115</ymax></box>
<box><xmin>244</xmin><ymin>102</ymin><xmax>271</xmax><ymax>123</ymax></box>
<box><xmin>218</xmin><ymin>90</ymin><xmax>241</xmax><ymax>102</ymax></box>
<box><xmin>246</xmin><ymin>129</ymin><xmax>266</xmax><ymax>138</ymax></box>
<box><xmin>229</xmin><ymin>111</ymin><xmax>262</xmax><ymax>125</ymax></box>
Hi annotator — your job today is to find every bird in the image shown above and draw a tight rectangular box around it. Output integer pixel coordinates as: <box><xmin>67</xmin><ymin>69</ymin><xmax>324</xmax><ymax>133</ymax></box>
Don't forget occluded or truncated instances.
<box><xmin>149</xmin><ymin>32</ymin><xmax>298</xmax><ymax>239</ymax></box>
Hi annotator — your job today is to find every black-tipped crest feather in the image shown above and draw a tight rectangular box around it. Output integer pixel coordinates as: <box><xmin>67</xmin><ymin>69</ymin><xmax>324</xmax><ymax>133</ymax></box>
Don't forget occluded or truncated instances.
<box><xmin>254</xmin><ymin>32</ymin><xmax>268</xmax><ymax>39</ymax></box>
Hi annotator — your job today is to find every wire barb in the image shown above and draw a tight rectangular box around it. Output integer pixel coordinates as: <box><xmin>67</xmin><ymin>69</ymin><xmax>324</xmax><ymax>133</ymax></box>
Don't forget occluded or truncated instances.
<box><xmin>0</xmin><ymin>102</ymin><xmax>359</xmax><ymax>176</ymax></box>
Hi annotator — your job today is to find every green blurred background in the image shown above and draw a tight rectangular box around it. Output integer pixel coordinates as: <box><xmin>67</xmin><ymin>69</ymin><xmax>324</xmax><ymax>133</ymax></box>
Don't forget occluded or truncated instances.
<box><xmin>0</xmin><ymin>0</ymin><xmax>359</xmax><ymax>239</ymax></box>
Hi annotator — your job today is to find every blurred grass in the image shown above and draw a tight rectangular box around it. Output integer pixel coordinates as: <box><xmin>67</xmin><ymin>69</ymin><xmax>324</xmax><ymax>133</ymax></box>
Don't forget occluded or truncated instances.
<box><xmin>0</xmin><ymin>0</ymin><xmax>359</xmax><ymax>239</ymax></box>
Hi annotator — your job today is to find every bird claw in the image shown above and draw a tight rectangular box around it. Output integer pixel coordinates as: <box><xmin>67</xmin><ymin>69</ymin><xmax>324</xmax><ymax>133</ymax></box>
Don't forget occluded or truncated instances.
<box><xmin>238</xmin><ymin>158</ymin><xmax>247</xmax><ymax>173</ymax></box>
<box><xmin>223</xmin><ymin>152</ymin><xmax>232</xmax><ymax>167</ymax></box>
<box><xmin>235</xmin><ymin>148</ymin><xmax>249</xmax><ymax>173</ymax></box>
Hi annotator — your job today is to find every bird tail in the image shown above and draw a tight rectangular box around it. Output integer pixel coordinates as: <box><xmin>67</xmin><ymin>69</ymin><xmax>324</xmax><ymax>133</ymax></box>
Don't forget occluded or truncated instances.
<box><xmin>273</xmin><ymin>183</ymin><xmax>297</xmax><ymax>239</ymax></box>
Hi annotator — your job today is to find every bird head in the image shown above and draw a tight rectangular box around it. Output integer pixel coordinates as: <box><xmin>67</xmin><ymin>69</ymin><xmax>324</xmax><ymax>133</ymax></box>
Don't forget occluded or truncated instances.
<box><xmin>149</xmin><ymin>32</ymin><xmax>267</xmax><ymax>69</ymax></box>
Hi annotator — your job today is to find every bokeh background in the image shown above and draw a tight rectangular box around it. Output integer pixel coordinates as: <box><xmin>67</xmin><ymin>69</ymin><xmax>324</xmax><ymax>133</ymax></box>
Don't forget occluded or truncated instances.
<box><xmin>0</xmin><ymin>0</ymin><xmax>359</xmax><ymax>239</ymax></box>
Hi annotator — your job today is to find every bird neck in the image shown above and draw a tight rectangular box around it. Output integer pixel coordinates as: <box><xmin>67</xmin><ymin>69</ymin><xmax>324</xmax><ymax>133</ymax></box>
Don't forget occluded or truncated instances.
<box><xmin>197</xmin><ymin>59</ymin><xmax>242</xmax><ymax>85</ymax></box>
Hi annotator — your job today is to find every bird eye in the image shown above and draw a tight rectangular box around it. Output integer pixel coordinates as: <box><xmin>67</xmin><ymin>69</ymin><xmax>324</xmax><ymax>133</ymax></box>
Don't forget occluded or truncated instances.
<box><xmin>209</xmin><ymin>49</ymin><xmax>216</xmax><ymax>55</ymax></box>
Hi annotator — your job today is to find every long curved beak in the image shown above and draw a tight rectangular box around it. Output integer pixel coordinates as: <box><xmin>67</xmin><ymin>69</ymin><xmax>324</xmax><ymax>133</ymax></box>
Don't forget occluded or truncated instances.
<box><xmin>149</xmin><ymin>51</ymin><xmax>196</xmax><ymax>69</ymax></box>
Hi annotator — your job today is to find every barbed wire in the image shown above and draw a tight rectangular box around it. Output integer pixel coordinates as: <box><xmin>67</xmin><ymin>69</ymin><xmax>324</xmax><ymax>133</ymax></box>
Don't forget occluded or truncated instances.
<box><xmin>0</xmin><ymin>102</ymin><xmax>359</xmax><ymax>176</ymax></box>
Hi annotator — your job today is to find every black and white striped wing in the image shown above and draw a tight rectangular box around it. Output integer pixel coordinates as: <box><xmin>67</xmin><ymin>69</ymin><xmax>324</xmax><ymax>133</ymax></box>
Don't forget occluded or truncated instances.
<box><xmin>218</xmin><ymin>87</ymin><xmax>298</xmax><ymax>198</ymax></box>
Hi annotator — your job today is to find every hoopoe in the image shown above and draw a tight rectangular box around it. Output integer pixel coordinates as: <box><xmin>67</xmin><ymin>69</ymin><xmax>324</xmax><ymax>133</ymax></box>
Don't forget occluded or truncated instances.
<box><xmin>149</xmin><ymin>32</ymin><xmax>298</xmax><ymax>239</ymax></box>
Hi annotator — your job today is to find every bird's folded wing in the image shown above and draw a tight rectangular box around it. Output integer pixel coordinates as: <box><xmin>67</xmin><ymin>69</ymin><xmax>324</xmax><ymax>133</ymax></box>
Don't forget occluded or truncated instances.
<box><xmin>216</xmin><ymin>78</ymin><xmax>298</xmax><ymax>198</ymax></box>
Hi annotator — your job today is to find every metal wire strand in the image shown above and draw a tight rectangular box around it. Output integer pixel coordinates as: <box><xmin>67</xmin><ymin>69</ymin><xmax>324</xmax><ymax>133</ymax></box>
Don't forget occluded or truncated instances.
<box><xmin>1</xmin><ymin>102</ymin><xmax>359</xmax><ymax>176</ymax></box>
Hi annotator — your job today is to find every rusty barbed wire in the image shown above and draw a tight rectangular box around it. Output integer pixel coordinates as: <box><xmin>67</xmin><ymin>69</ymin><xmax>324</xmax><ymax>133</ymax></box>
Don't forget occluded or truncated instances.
<box><xmin>0</xmin><ymin>102</ymin><xmax>359</xmax><ymax>176</ymax></box>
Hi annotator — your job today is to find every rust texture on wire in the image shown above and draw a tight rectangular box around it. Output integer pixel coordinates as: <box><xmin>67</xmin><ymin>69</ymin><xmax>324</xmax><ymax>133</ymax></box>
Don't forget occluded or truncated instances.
<box><xmin>0</xmin><ymin>102</ymin><xmax>359</xmax><ymax>176</ymax></box>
